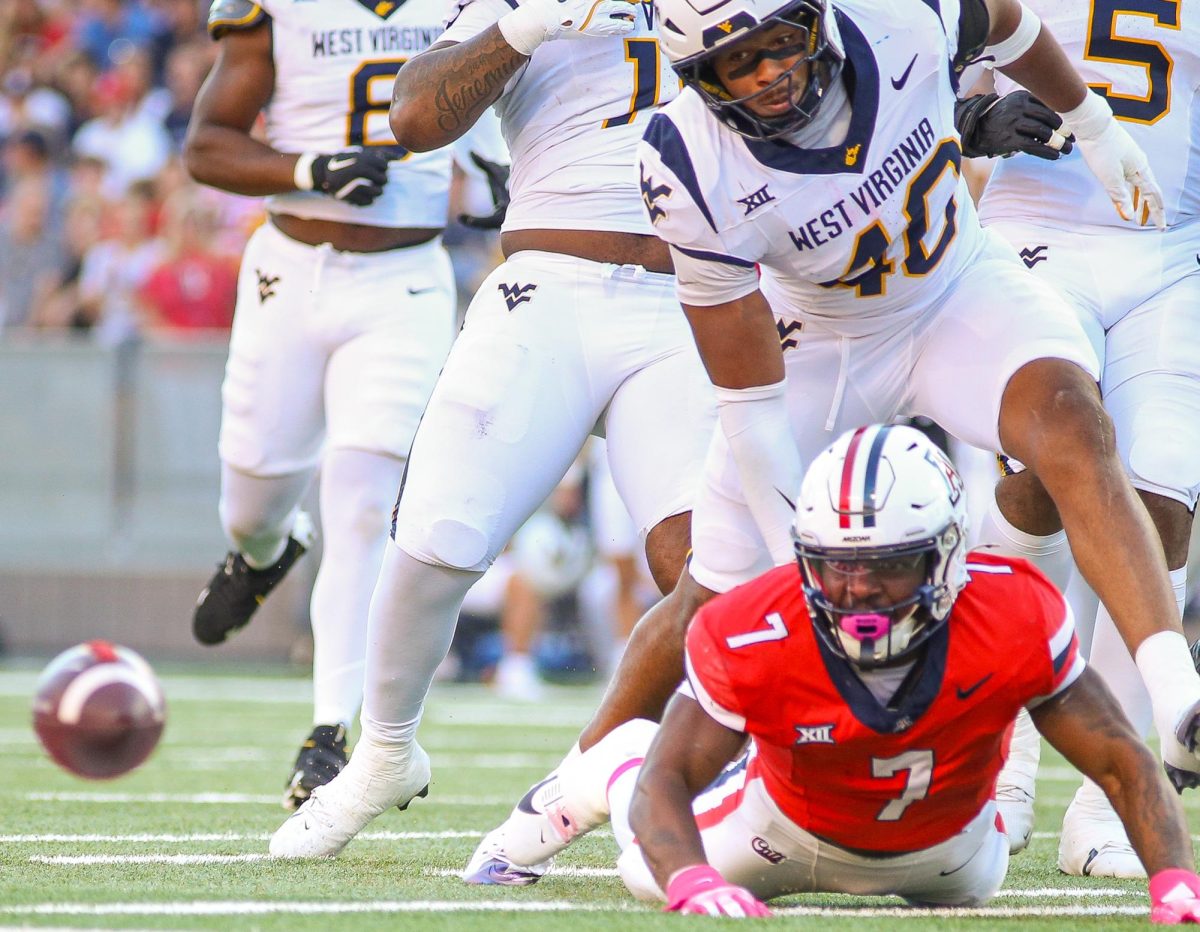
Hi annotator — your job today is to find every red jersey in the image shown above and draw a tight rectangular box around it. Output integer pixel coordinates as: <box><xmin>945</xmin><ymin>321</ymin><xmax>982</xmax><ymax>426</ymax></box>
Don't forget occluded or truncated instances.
<box><xmin>684</xmin><ymin>551</ymin><xmax>1082</xmax><ymax>853</ymax></box>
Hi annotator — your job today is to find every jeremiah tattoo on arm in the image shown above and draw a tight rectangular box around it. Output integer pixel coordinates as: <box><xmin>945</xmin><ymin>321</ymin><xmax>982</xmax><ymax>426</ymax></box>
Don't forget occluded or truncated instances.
<box><xmin>390</xmin><ymin>27</ymin><xmax>526</xmax><ymax>152</ymax></box>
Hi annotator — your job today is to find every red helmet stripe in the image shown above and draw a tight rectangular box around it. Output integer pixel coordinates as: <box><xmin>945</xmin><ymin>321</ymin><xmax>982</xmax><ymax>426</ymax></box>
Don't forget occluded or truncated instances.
<box><xmin>839</xmin><ymin>426</ymin><xmax>868</xmax><ymax>528</ymax></box>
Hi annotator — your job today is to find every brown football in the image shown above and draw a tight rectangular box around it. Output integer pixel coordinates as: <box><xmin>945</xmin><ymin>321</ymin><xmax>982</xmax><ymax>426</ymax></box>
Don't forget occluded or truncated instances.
<box><xmin>32</xmin><ymin>641</ymin><xmax>166</xmax><ymax>780</ymax></box>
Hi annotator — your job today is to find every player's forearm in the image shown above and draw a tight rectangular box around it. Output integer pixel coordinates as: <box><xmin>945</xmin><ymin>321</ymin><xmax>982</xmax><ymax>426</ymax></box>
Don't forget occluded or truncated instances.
<box><xmin>984</xmin><ymin>0</ymin><xmax>1086</xmax><ymax>113</ymax></box>
<box><xmin>1096</xmin><ymin>742</ymin><xmax>1194</xmax><ymax>874</ymax></box>
<box><xmin>184</xmin><ymin>124</ymin><xmax>300</xmax><ymax>197</ymax></box>
<box><xmin>390</xmin><ymin>29</ymin><xmax>524</xmax><ymax>152</ymax></box>
<box><xmin>629</xmin><ymin>772</ymin><xmax>709</xmax><ymax>890</ymax></box>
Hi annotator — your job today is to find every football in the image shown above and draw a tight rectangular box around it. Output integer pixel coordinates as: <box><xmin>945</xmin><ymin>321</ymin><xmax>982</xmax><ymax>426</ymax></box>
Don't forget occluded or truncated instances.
<box><xmin>32</xmin><ymin>641</ymin><xmax>166</xmax><ymax>780</ymax></box>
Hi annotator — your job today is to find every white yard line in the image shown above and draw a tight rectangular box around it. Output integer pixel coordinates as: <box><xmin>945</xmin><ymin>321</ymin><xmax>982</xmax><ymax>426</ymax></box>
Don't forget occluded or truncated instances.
<box><xmin>24</xmin><ymin>791</ymin><xmax>512</xmax><ymax>806</ymax></box>
<box><xmin>0</xmin><ymin>901</ymin><xmax>634</xmax><ymax>916</ymax></box>
<box><xmin>0</xmin><ymin>900</ymin><xmax>1147</xmax><ymax>918</ymax></box>
<box><xmin>2</xmin><ymin>830</ymin><xmax>483</xmax><ymax>843</ymax></box>
<box><xmin>32</xmin><ymin>854</ymin><xmax>272</xmax><ymax>865</ymax></box>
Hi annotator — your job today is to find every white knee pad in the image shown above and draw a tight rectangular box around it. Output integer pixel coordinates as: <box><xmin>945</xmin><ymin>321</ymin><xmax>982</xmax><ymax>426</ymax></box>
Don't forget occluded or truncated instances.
<box><xmin>1123</xmin><ymin>401</ymin><xmax>1200</xmax><ymax>509</ymax></box>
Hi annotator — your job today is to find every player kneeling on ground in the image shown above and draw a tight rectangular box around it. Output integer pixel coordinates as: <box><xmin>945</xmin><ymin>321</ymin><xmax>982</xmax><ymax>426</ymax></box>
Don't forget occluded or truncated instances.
<box><xmin>560</xmin><ymin>426</ymin><xmax>1200</xmax><ymax>919</ymax></box>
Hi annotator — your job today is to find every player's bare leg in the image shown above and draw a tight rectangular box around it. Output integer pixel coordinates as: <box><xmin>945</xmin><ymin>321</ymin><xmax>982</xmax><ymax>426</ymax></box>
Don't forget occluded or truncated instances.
<box><xmin>1059</xmin><ymin>490</ymin><xmax>1194</xmax><ymax>877</ymax></box>
<box><xmin>987</xmin><ymin>359</ymin><xmax>1200</xmax><ymax>853</ymax></box>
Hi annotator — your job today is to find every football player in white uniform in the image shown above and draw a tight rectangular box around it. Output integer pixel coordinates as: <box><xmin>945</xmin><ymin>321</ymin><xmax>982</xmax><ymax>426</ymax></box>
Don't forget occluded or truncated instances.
<box><xmin>185</xmin><ymin>0</ymin><xmax>504</xmax><ymax>808</ymax></box>
<box><xmin>974</xmin><ymin>0</ymin><xmax>1200</xmax><ymax>877</ymax></box>
<box><xmin>268</xmin><ymin>0</ymin><xmax>719</xmax><ymax>859</ymax></box>
<box><xmin>438</xmin><ymin>0</ymin><xmax>1200</xmax><ymax>885</ymax></box>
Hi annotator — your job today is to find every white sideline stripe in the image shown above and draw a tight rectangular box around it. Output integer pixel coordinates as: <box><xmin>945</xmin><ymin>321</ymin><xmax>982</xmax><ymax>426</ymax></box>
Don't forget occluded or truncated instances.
<box><xmin>25</xmin><ymin>792</ymin><xmax>511</xmax><ymax>806</ymax></box>
<box><xmin>2</xmin><ymin>830</ymin><xmax>484</xmax><ymax>843</ymax></box>
<box><xmin>33</xmin><ymin>854</ymin><xmax>271</xmax><ymax>865</ymax></box>
<box><xmin>0</xmin><ymin>901</ymin><xmax>636</xmax><ymax>917</ymax></box>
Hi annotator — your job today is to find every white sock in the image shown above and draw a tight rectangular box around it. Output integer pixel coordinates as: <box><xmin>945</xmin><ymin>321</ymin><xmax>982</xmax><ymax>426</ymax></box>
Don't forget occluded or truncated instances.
<box><xmin>1065</xmin><ymin>568</ymin><xmax>1100</xmax><ymax>659</ymax></box>
<box><xmin>218</xmin><ymin>465</ymin><xmax>312</xmax><ymax>569</ymax></box>
<box><xmin>1135</xmin><ymin>625</ymin><xmax>1200</xmax><ymax>739</ymax></box>
<box><xmin>360</xmin><ymin>543</ymin><xmax>482</xmax><ymax>744</ymax></box>
<box><xmin>607</xmin><ymin>759</ymin><xmax>642</xmax><ymax>852</ymax></box>
<box><xmin>310</xmin><ymin>449</ymin><xmax>406</xmax><ymax>729</ymax></box>
<box><xmin>978</xmin><ymin>492</ymin><xmax>1071</xmax><ymax>590</ymax></box>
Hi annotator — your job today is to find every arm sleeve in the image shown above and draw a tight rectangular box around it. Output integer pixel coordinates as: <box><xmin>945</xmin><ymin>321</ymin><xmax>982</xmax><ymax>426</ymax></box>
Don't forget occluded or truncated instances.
<box><xmin>441</xmin><ymin>0</ymin><xmax>509</xmax><ymax>43</ymax></box>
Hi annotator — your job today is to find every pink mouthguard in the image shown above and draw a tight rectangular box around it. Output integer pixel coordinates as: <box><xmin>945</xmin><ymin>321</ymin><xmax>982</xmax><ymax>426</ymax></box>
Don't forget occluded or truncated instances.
<box><xmin>838</xmin><ymin>613</ymin><xmax>891</xmax><ymax>641</ymax></box>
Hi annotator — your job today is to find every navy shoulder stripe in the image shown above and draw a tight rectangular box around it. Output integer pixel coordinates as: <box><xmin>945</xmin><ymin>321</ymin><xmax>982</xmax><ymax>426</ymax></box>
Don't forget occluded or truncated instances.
<box><xmin>674</xmin><ymin>244</ymin><xmax>755</xmax><ymax>268</ymax></box>
<box><xmin>643</xmin><ymin>112</ymin><xmax>718</xmax><ymax>234</ymax></box>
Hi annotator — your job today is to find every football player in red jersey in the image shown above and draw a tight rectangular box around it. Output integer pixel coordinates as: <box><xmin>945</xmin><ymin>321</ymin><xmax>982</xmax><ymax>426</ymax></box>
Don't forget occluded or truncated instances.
<box><xmin>522</xmin><ymin>425</ymin><xmax>1200</xmax><ymax>918</ymax></box>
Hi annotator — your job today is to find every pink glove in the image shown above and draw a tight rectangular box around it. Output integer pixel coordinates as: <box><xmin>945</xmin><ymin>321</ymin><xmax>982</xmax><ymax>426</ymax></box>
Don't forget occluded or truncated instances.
<box><xmin>665</xmin><ymin>865</ymin><xmax>772</xmax><ymax>918</ymax></box>
<box><xmin>1150</xmin><ymin>869</ymin><xmax>1200</xmax><ymax>924</ymax></box>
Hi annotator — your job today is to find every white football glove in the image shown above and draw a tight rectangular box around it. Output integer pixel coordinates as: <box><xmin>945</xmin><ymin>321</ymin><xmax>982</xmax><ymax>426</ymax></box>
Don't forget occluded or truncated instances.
<box><xmin>498</xmin><ymin>0</ymin><xmax>638</xmax><ymax>55</ymax></box>
<box><xmin>1058</xmin><ymin>91</ymin><xmax>1165</xmax><ymax>229</ymax></box>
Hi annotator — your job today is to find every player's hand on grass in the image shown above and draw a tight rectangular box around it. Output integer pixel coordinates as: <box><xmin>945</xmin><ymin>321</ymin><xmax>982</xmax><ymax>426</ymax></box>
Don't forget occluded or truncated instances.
<box><xmin>499</xmin><ymin>0</ymin><xmax>637</xmax><ymax>55</ymax></box>
<box><xmin>665</xmin><ymin>865</ymin><xmax>772</xmax><ymax>918</ymax></box>
<box><xmin>955</xmin><ymin>91</ymin><xmax>1072</xmax><ymax>160</ymax></box>
<box><xmin>1151</xmin><ymin>869</ymin><xmax>1200</xmax><ymax>923</ymax></box>
<box><xmin>1058</xmin><ymin>91</ymin><xmax>1165</xmax><ymax>229</ymax></box>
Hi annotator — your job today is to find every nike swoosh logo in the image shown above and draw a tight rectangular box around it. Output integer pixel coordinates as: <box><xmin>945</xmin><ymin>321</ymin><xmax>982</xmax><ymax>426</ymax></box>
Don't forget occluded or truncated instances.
<box><xmin>407</xmin><ymin>286</ymin><xmax>436</xmax><ymax>296</ymax></box>
<box><xmin>775</xmin><ymin>487</ymin><xmax>796</xmax><ymax>511</ymax></box>
<box><xmin>939</xmin><ymin>844</ymin><xmax>979</xmax><ymax>876</ymax></box>
<box><xmin>956</xmin><ymin>673</ymin><xmax>993</xmax><ymax>700</ymax></box>
<box><xmin>516</xmin><ymin>775</ymin><xmax>557</xmax><ymax>816</ymax></box>
<box><xmin>327</xmin><ymin>156</ymin><xmax>356</xmax><ymax>171</ymax></box>
<box><xmin>891</xmin><ymin>54</ymin><xmax>918</xmax><ymax>91</ymax></box>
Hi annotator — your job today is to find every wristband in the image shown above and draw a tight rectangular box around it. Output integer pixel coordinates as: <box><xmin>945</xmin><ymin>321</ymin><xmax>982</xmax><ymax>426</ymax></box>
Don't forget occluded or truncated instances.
<box><xmin>293</xmin><ymin>152</ymin><xmax>317</xmax><ymax>191</ymax></box>
<box><xmin>665</xmin><ymin>865</ymin><xmax>725</xmax><ymax>909</ymax></box>
<box><xmin>984</xmin><ymin>3</ymin><xmax>1040</xmax><ymax>68</ymax></box>
<box><xmin>498</xmin><ymin>5</ymin><xmax>546</xmax><ymax>56</ymax></box>
<box><xmin>1056</xmin><ymin>89</ymin><xmax>1112</xmax><ymax>141</ymax></box>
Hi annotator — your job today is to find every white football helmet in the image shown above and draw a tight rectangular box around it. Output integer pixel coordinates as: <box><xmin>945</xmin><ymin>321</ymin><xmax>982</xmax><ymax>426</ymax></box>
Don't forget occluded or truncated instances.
<box><xmin>792</xmin><ymin>424</ymin><xmax>969</xmax><ymax>669</ymax></box>
<box><xmin>654</xmin><ymin>0</ymin><xmax>844</xmax><ymax>139</ymax></box>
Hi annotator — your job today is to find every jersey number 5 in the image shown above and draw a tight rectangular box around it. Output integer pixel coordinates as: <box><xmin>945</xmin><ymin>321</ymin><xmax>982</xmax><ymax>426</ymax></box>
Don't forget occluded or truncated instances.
<box><xmin>1085</xmin><ymin>0</ymin><xmax>1181</xmax><ymax>125</ymax></box>
<box><xmin>348</xmin><ymin>59</ymin><xmax>410</xmax><ymax>153</ymax></box>
<box><xmin>871</xmin><ymin>749</ymin><xmax>934</xmax><ymax>821</ymax></box>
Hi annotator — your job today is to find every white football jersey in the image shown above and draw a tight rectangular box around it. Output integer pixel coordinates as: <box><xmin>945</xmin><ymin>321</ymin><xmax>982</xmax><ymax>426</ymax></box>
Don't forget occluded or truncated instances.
<box><xmin>218</xmin><ymin>0</ymin><xmax>454</xmax><ymax>228</ymax></box>
<box><xmin>636</xmin><ymin>0</ymin><xmax>990</xmax><ymax>335</ymax></box>
<box><xmin>980</xmin><ymin>0</ymin><xmax>1199</xmax><ymax>231</ymax></box>
<box><xmin>441</xmin><ymin>0</ymin><xmax>679</xmax><ymax>233</ymax></box>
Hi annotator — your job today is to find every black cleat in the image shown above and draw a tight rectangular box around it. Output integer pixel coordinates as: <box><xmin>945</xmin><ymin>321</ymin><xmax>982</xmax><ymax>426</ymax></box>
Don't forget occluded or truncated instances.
<box><xmin>283</xmin><ymin>724</ymin><xmax>349</xmax><ymax>811</ymax></box>
<box><xmin>193</xmin><ymin>520</ymin><xmax>312</xmax><ymax>646</ymax></box>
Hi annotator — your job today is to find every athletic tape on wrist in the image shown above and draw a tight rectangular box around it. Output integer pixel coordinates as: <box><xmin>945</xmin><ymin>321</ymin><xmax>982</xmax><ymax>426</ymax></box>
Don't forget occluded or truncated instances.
<box><xmin>984</xmin><ymin>4</ymin><xmax>1040</xmax><ymax>68</ymax></box>
<box><xmin>293</xmin><ymin>152</ymin><xmax>317</xmax><ymax>191</ymax></box>
<box><xmin>498</xmin><ymin>5</ymin><xmax>546</xmax><ymax>57</ymax></box>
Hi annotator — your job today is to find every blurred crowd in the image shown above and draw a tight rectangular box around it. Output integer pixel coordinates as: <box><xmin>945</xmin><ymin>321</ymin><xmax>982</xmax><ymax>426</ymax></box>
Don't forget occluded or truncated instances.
<box><xmin>0</xmin><ymin>0</ymin><xmax>257</xmax><ymax>339</ymax></box>
<box><xmin>0</xmin><ymin>0</ymin><xmax>499</xmax><ymax>342</ymax></box>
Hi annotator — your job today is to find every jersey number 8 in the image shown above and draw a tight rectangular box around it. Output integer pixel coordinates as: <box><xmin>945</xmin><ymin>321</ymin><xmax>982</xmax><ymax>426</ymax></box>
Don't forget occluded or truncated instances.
<box><xmin>348</xmin><ymin>58</ymin><xmax>411</xmax><ymax>154</ymax></box>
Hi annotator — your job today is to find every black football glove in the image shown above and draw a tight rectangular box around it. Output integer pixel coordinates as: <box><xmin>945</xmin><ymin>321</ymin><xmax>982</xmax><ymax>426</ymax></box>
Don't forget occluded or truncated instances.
<box><xmin>309</xmin><ymin>146</ymin><xmax>402</xmax><ymax>206</ymax></box>
<box><xmin>457</xmin><ymin>151</ymin><xmax>511</xmax><ymax>230</ymax></box>
<box><xmin>955</xmin><ymin>91</ymin><xmax>1075</xmax><ymax>161</ymax></box>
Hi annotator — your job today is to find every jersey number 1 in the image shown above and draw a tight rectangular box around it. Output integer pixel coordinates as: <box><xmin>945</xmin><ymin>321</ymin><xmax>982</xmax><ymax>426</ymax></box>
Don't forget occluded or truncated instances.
<box><xmin>603</xmin><ymin>39</ymin><xmax>662</xmax><ymax>128</ymax></box>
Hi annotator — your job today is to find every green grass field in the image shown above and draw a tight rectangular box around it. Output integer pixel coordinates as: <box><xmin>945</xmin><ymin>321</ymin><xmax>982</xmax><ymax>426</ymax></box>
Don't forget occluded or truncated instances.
<box><xmin>2</xmin><ymin>664</ymin><xmax>1196</xmax><ymax>930</ymax></box>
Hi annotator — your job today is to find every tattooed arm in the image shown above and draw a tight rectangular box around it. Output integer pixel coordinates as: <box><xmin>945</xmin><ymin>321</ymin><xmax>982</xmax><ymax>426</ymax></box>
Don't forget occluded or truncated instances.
<box><xmin>390</xmin><ymin>29</ymin><xmax>524</xmax><ymax>152</ymax></box>
<box><xmin>1031</xmin><ymin>667</ymin><xmax>1195</xmax><ymax>873</ymax></box>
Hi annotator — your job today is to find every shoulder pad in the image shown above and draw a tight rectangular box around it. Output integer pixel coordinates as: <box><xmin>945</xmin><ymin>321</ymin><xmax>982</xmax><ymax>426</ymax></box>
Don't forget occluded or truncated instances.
<box><xmin>954</xmin><ymin>0</ymin><xmax>990</xmax><ymax>69</ymax></box>
<box><xmin>207</xmin><ymin>0</ymin><xmax>267</xmax><ymax>40</ymax></box>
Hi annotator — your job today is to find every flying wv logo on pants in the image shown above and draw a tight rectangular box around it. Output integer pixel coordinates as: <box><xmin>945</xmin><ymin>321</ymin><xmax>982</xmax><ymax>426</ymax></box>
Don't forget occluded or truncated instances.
<box><xmin>498</xmin><ymin>282</ymin><xmax>537</xmax><ymax>311</ymax></box>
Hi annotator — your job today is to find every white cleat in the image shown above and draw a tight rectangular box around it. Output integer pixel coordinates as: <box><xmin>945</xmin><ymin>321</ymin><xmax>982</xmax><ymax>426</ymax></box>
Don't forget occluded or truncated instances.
<box><xmin>269</xmin><ymin>740</ymin><xmax>430</xmax><ymax>858</ymax></box>
<box><xmin>996</xmin><ymin>708</ymin><xmax>1040</xmax><ymax>854</ymax></box>
<box><xmin>1058</xmin><ymin>794</ymin><xmax>1146</xmax><ymax>878</ymax></box>
<box><xmin>462</xmin><ymin>826</ymin><xmax>552</xmax><ymax>886</ymax></box>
